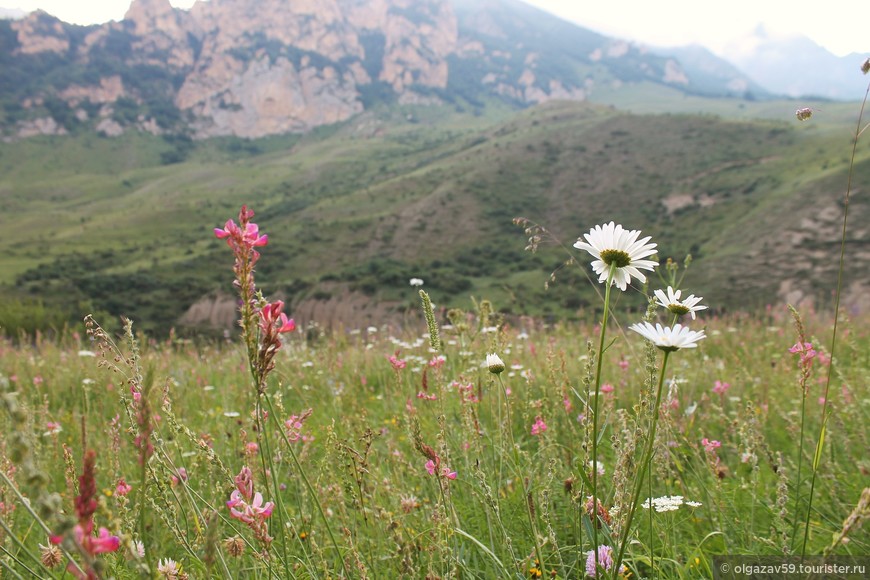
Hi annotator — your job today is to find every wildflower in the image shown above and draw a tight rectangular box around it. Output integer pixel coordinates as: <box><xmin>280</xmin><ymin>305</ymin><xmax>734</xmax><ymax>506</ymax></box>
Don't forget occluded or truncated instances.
<box><xmin>701</xmin><ymin>438</ymin><xmax>721</xmax><ymax>453</ymax></box>
<box><xmin>115</xmin><ymin>479</ymin><xmax>132</xmax><ymax>496</ymax></box>
<box><xmin>388</xmin><ymin>352</ymin><xmax>407</xmax><ymax>370</ymax></box>
<box><xmin>600</xmin><ymin>383</ymin><xmax>614</xmax><ymax>394</ymax></box>
<box><xmin>223</xmin><ymin>536</ymin><xmax>245</xmax><ymax>557</ymax></box>
<box><xmin>44</xmin><ymin>421</ymin><xmax>62</xmax><ymax>437</ymax></box>
<box><xmin>409</xmin><ymin>278</ymin><xmax>424</xmax><ymax>286</ymax></box>
<box><xmin>424</xmin><ymin>458</ymin><xmax>456</xmax><ymax>480</ymax></box>
<box><xmin>712</xmin><ymin>380</ymin><xmax>730</xmax><ymax>395</ymax></box>
<box><xmin>629</xmin><ymin>322</ymin><xmax>706</xmax><ymax>352</ymax></box>
<box><xmin>617</xmin><ymin>358</ymin><xmax>629</xmax><ymax>371</ymax></box>
<box><xmin>400</xmin><ymin>494</ymin><xmax>421</xmax><ymax>513</ymax></box>
<box><xmin>530</xmin><ymin>416</ymin><xmax>548</xmax><ymax>436</ymax></box>
<box><xmin>584</xmin><ymin>496</ymin><xmax>612</xmax><ymax>527</ymax></box>
<box><xmin>789</xmin><ymin>341</ymin><xmax>817</xmax><ymax>365</ymax></box>
<box><xmin>485</xmin><ymin>353</ymin><xmax>505</xmax><ymax>374</ymax></box>
<box><xmin>425</xmin><ymin>460</ymin><xmax>437</xmax><ymax>475</ymax></box>
<box><xmin>654</xmin><ymin>286</ymin><xmax>707</xmax><ymax>319</ymax></box>
<box><xmin>214</xmin><ymin>210</ymin><xmax>268</xmax><ymax>249</ymax></box>
<box><xmin>39</xmin><ymin>542</ymin><xmax>63</xmax><ymax>568</ymax></box>
<box><xmin>77</xmin><ymin>350</ymin><xmax>96</xmax><ymax>357</ymax></box>
<box><xmin>795</xmin><ymin>107</ymin><xmax>814</xmax><ymax>121</ymax></box>
<box><xmin>642</xmin><ymin>495</ymin><xmax>701</xmax><ymax>512</ymax></box>
<box><xmin>227</xmin><ymin>467</ymin><xmax>274</xmax><ymax>548</ymax></box>
<box><xmin>259</xmin><ymin>300</ymin><xmax>296</xmax><ymax>335</ymax></box>
<box><xmin>573</xmin><ymin>222</ymin><xmax>658</xmax><ymax>291</ymax></box>
<box><xmin>130</xmin><ymin>540</ymin><xmax>145</xmax><ymax>559</ymax></box>
<box><xmin>157</xmin><ymin>558</ymin><xmax>189</xmax><ymax>579</ymax></box>
<box><xmin>284</xmin><ymin>409</ymin><xmax>313</xmax><ymax>442</ymax></box>
<box><xmin>585</xmin><ymin>544</ymin><xmax>625</xmax><ymax>578</ymax></box>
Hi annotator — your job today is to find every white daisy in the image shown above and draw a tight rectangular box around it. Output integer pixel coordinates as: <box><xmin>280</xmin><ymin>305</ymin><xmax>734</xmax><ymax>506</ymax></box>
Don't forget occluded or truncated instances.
<box><xmin>409</xmin><ymin>278</ymin><xmax>424</xmax><ymax>287</ymax></box>
<box><xmin>629</xmin><ymin>322</ymin><xmax>706</xmax><ymax>352</ymax></box>
<box><xmin>573</xmin><ymin>222</ymin><xmax>658</xmax><ymax>291</ymax></box>
<box><xmin>654</xmin><ymin>286</ymin><xmax>708</xmax><ymax>319</ymax></box>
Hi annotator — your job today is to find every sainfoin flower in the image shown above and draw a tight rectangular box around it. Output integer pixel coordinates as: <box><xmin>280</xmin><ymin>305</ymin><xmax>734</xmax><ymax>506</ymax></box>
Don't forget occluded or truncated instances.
<box><xmin>654</xmin><ymin>286</ymin><xmax>707</xmax><ymax>319</ymax></box>
<box><xmin>629</xmin><ymin>322</ymin><xmax>706</xmax><ymax>352</ymax></box>
<box><xmin>227</xmin><ymin>466</ymin><xmax>274</xmax><ymax>548</ymax></box>
<box><xmin>573</xmin><ymin>222</ymin><xmax>658</xmax><ymax>291</ymax></box>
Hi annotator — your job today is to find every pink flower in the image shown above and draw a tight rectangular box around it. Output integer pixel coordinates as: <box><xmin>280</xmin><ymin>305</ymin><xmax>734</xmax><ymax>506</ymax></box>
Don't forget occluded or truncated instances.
<box><xmin>441</xmin><ymin>468</ymin><xmax>457</xmax><ymax>480</ymax></box>
<box><xmin>115</xmin><ymin>479</ymin><xmax>132</xmax><ymax>497</ymax></box>
<box><xmin>531</xmin><ymin>416</ymin><xmax>548</xmax><ymax>436</ymax></box>
<box><xmin>789</xmin><ymin>341</ymin><xmax>817</xmax><ymax>365</ymax></box>
<box><xmin>701</xmin><ymin>438</ymin><xmax>721</xmax><ymax>453</ymax></box>
<box><xmin>214</xmin><ymin>217</ymin><xmax>268</xmax><ymax>249</ymax></box>
<box><xmin>563</xmin><ymin>397</ymin><xmax>572</xmax><ymax>412</ymax></box>
<box><xmin>712</xmin><ymin>380</ymin><xmax>730</xmax><ymax>395</ymax></box>
<box><xmin>416</xmin><ymin>392</ymin><xmax>437</xmax><ymax>401</ymax></box>
<box><xmin>259</xmin><ymin>301</ymin><xmax>296</xmax><ymax>334</ymax></box>
<box><xmin>388</xmin><ymin>352</ymin><xmax>406</xmax><ymax>370</ymax></box>
<box><xmin>245</xmin><ymin>442</ymin><xmax>259</xmax><ymax>455</ymax></box>
<box><xmin>618</xmin><ymin>358</ymin><xmax>629</xmax><ymax>371</ymax></box>
<box><xmin>425</xmin><ymin>460</ymin><xmax>436</xmax><ymax>475</ymax></box>
<box><xmin>428</xmin><ymin>355</ymin><xmax>446</xmax><ymax>368</ymax></box>
<box><xmin>90</xmin><ymin>527</ymin><xmax>121</xmax><ymax>554</ymax></box>
<box><xmin>600</xmin><ymin>383</ymin><xmax>614</xmax><ymax>394</ymax></box>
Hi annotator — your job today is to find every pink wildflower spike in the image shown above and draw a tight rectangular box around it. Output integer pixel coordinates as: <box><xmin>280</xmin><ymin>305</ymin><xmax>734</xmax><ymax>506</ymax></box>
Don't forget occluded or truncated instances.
<box><xmin>91</xmin><ymin>528</ymin><xmax>120</xmax><ymax>554</ymax></box>
<box><xmin>425</xmin><ymin>460</ymin><xmax>436</xmax><ymax>475</ymax></box>
<box><xmin>249</xmin><ymin>492</ymin><xmax>274</xmax><ymax>518</ymax></box>
<box><xmin>531</xmin><ymin>416</ymin><xmax>548</xmax><ymax>436</ymax></box>
<box><xmin>115</xmin><ymin>479</ymin><xmax>132</xmax><ymax>496</ymax></box>
<box><xmin>235</xmin><ymin>466</ymin><xmax>254</xmax><ymax>500</ymax></box>
<box><xmin>712</xmin><ymin>380</ymin><xmax>730</xmax><ymax>395</ymax></box>
<box><xmin>701</xmin><ymin>438</ymin><xmax>721</xmax><ymax>453</ymax></box>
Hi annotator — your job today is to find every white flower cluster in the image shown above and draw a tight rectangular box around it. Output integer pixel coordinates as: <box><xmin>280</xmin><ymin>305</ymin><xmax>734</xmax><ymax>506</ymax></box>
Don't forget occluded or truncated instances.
<box><xmin>641</xmin><ymin>495</ymin><xmax>702</xmax><ymax>513</ymax></box>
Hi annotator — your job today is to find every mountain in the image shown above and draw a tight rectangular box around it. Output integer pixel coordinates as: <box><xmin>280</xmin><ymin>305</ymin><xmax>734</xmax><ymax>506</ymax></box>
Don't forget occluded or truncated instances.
<box><xmin>720</xmin><ymin>25</ymin><xmax>869</xmax><ymax>100</ymax></box>
<box><xmin>0</xmin><ymin>0</ymin><xmax>766</xmax><ymax>140</ymax></box>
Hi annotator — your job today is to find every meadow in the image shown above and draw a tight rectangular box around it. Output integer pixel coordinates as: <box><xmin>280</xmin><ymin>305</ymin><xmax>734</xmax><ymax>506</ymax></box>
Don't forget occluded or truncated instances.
<box><xmin>0</xmin><ymin>200</ymin><xmax>869</xmax><ymax>579</ymax></box>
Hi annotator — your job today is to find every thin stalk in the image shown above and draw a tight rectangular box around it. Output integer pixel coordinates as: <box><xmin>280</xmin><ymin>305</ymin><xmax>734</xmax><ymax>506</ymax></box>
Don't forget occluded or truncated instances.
<box><xmin>789</xmin><ymin>391</ymin><xmax>808</xmax><ymax>551</ymax></box>
<box><xmin>497</xmin><ymin>374</ymin><xmax>544</xmax><ymax>573</ymax></box>
<box><xmin>264</xmin><ymin>394</ymin><xmax>350</xmax><ymax>578</ymax></box>
<box><xmin>800</xmin><ymin>75</ymin><xmax>870</xmax><ymax>557</ymax></box>
<box><xmin>613</xmin><ymin>350</ymin><xmax>671</xmax><ymax>578</ymax></box>
<box><xmin>0</xmin><ymin>471</ymin><xmax>86</xmax><ymax>578</ymax></box>
<box><xmin>591</xmin><ymin>267</ymin><xmax>616</xmax><ymax>569</ymax></box>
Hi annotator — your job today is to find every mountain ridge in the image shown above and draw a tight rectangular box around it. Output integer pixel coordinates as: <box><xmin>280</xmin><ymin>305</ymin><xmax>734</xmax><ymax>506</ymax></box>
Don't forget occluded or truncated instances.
<box><xmin>0</xmin><ymin>0</ymin><xmax>768</xmax><ymax>140</ymax></box>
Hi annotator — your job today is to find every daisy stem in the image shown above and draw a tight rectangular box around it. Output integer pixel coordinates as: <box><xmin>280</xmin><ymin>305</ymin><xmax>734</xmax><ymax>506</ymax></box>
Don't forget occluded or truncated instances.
<box><xmin>591</xmin><ymin>267</ymin><xmax>615</xmax><ymax>568</ymax></box>
<box><xmin>613</xmin><ymin>350</ymin><xmax>671</xmax><ymax>579</ymax></box>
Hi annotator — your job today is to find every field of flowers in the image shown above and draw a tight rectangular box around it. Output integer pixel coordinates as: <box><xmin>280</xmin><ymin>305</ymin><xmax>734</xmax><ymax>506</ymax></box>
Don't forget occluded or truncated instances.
<box><xmin>1</xmin><ymin>202</ymin><xmax>868</xmax><ymax>580</ymax></box>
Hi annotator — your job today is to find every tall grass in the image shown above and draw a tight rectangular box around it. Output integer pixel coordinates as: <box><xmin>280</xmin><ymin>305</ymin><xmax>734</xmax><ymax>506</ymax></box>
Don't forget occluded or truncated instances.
<box><xmin>0</xmin><ymin>60</ymin><xmax>868</xmax><ymax>580</ymax></box>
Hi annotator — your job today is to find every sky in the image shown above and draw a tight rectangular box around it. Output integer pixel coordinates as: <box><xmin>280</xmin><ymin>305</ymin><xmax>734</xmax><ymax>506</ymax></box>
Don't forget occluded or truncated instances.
<box><xmin>3</xmin><ymin>0</ymin><xmax>868</xmax><ymax>57</ymax></box>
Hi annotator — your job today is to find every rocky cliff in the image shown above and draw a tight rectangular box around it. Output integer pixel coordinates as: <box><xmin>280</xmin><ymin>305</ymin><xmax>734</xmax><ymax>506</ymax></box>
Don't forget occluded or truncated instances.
<box><xmin>0</xmin><ymin>0</ymin><xmax>762</xmax><ymax>139</ymax></box>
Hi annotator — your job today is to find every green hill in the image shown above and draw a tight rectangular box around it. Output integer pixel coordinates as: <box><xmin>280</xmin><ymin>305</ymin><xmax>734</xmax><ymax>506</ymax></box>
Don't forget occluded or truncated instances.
<box><xmin>1</xmin><ymin>97</ymin><xmax>867</xmax><ymax>336</ymax></box>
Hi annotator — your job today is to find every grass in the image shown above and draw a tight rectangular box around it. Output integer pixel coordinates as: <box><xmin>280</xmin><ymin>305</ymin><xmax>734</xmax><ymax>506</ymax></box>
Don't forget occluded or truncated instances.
<box><xmin>0</xmin><ymin>284</ymin><xmax>867</xmax><ymax>578</ymax></box>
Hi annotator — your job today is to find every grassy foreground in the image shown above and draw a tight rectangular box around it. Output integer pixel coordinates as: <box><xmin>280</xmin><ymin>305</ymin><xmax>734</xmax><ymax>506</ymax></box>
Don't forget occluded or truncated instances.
<box><xmin>0</xmin><ymin>253</ymin><xmax>868</xmax><ymax>578</ymax></box>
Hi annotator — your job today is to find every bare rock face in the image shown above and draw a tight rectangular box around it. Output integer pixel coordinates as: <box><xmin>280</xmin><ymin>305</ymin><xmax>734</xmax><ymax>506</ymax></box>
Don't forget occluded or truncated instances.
<box><xmin>124</xmin><ymin>0</ymin><xmax>198</xmax><ymax>68</ymax></box>
<box><xmin>59</xmin><ymin>76</ymin><xmax>127</xmax><ymax>106</ymax></box>
<box><xmin>180</xmin><ymin>55</ymin><xmax>364</xmax><ymax>137</ymax></box>
<box><xmin>11</xmin><ymin>11</ymin><xmax>69</xmax><ymax>55</ymax></box>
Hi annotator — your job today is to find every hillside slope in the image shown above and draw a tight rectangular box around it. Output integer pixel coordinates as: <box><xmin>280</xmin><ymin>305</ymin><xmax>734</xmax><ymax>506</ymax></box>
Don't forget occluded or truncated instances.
<box><xmin>1</xmin><ymin>99</ymin><xmax>867</xmax><ymax>335</ymax></box>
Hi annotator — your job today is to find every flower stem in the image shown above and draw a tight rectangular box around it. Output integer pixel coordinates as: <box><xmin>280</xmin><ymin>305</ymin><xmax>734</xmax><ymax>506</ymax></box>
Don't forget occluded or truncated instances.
<box><xmin>591</xmin><ymin>267</ymin><xmax>615</xmax><ymax>568</ymax></box>
<box><xmin>613</xmin><ymin>350</ymin><xmax>671</xmax><ymax>578</ymax></box>
<box><xmin>801</xmin><ymin>73</ymin><xmax>870</xmax><ymax>558</ymax></box>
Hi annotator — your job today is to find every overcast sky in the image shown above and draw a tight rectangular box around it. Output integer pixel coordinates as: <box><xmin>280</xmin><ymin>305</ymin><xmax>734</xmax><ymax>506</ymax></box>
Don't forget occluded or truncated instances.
<box><xmin>4</xmin><ymin>0</ymin><xmax>869</xmax><ymax>57</ymax></box>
